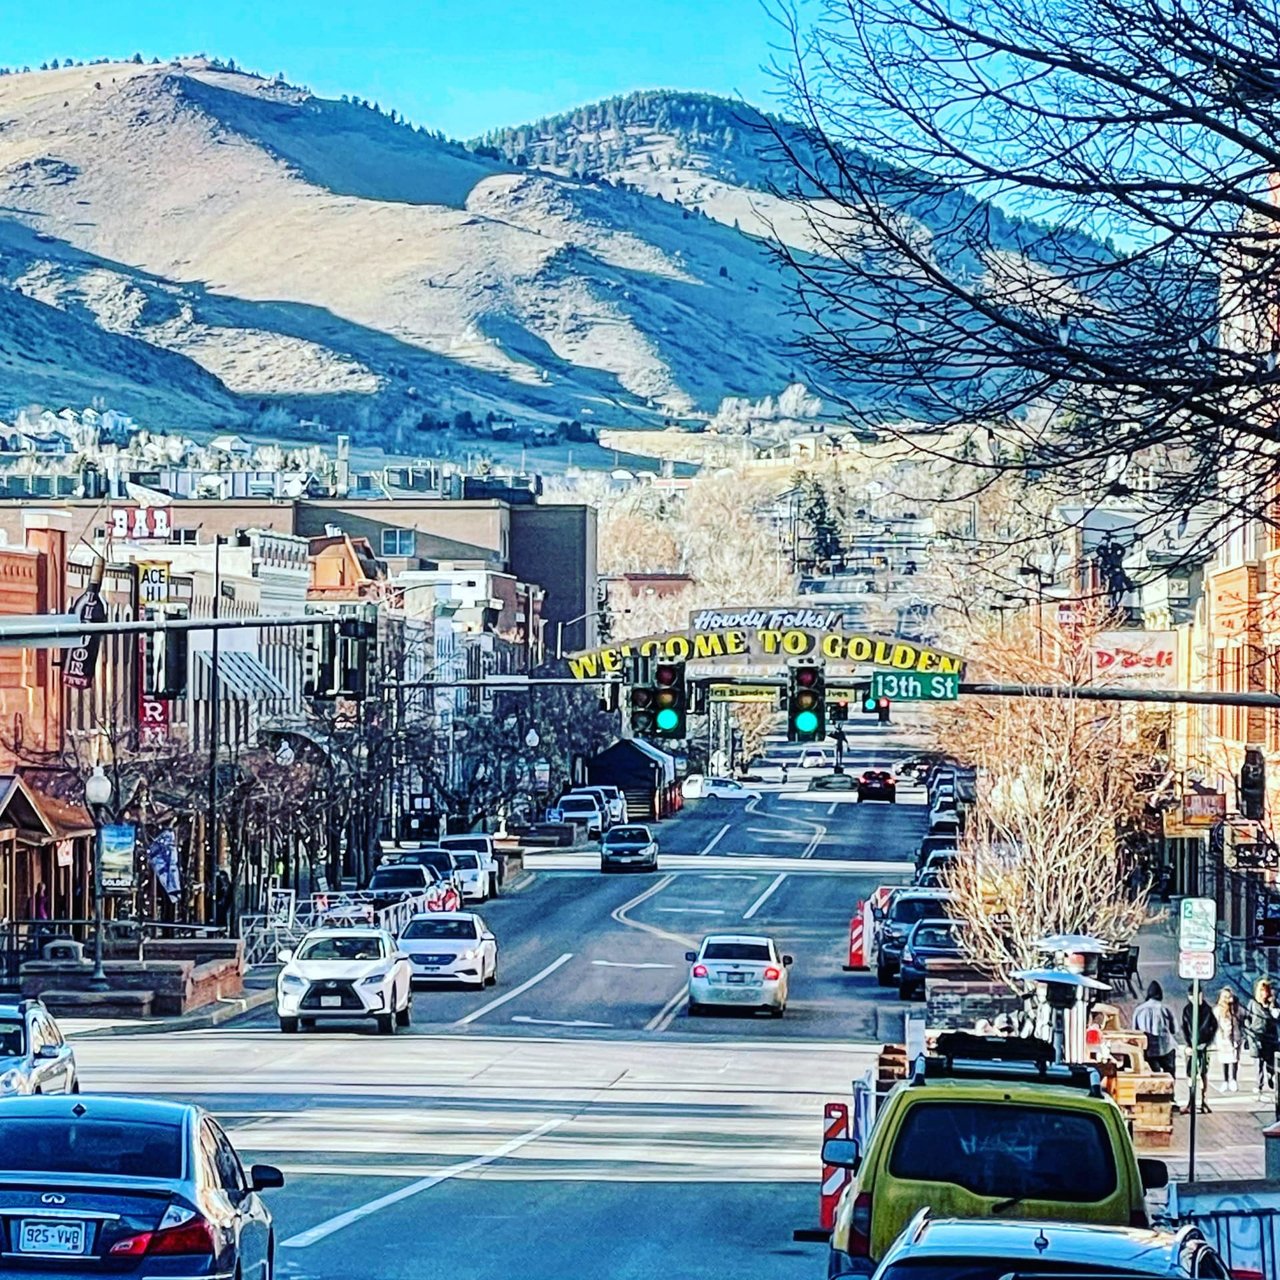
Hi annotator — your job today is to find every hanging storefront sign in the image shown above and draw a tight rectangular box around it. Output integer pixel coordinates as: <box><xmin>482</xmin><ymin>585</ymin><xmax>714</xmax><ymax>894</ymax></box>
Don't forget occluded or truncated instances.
<box><xmin>110</xmin><ymin>507</ymin><xmax>172</xmax><ymax>541</ymax></box>
<box><xmin>137</xmin><ymin>561</ymin><xmax>170</xmax><ymax>606</ymax></box>
<box><xmin>1090</xmin><ymin>630</ymin><xmax>1176</xmax><ymax>686</ymax></box>
<box><xmin>100</xmin><ymin>824</ymin><xmax>138</xmax><ymax>893</ymax></box>
<box><xmin>1182</xmin><ymin>791</ymin><xmax>1227</xmax><ymax>827</ymax></box>
<box><xmin>62</xmin><ymin>568</ymin><xmax>107</xmax><ymax>690</ymax></box>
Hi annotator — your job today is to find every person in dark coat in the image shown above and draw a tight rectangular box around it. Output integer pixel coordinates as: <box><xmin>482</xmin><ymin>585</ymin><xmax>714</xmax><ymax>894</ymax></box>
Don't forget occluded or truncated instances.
<box><xmin>1133</xmin><ymin>980</ymin><xmax>1178</xmax><ymax>1077</ymax></box>
<box><xmin>1181</xmin><ymin>993</ymin><xmax>1218</xmax><ymax>1114</ymax></box>
<box><xmin>1247</xmin><ymin>977</ymin><xmax>1280</xmax><ymax>1096</ymax></box>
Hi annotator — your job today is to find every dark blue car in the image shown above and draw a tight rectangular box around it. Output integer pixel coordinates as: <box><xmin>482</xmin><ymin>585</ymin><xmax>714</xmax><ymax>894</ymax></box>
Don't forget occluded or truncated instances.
<box><xmin>0</xmin><ymin>1095</ymin><xmax>282</xmax><ymax>1276</ymax></box>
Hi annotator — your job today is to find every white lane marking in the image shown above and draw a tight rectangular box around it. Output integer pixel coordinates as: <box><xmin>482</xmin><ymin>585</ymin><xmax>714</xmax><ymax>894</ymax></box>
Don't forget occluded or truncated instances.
<box><xmin>610</xmin><ymin>873</ymin><xmax>695</xmax><ymax>946</ymax></box>
<box><xmin>591</xmin><ymin>960</ymin><xmax>674</xmax><ymax>969</ymax></box>
<box><xmin>523</xmin><ymin>852</ymin><xmax>911</xmax><ymax>875</ymax></box>
<box><xmin>655</xmin><ymin>906</ymin><xmax>727</xmax><ymax>914</ymax></box>
<box><xmin>452</xmin><ymin>952</ymin><xmax>574</xmax><ymax>1027</ymax></box>
<box><xmin>743</xmin><ymin>873</ymin><xmax>787</xmax><ymax>920</ymax></box>
<box><xmin>699</xmin><ymin>822</ymin><xmax>732</xmax><ymax>856</ymax></box>
<box><xmin>827</xmin><ymin>802</ymin><xmax>839</xmax><ymax>816</ymax></box>
<box><xmin>510</xmin><ymin>1016</ymin><xmax>611</xmax><ymax>1028</ymax></box>
<box><xmin>280</xmin><ymin>1117</ymin><xmax>565</xmax><ymax>1247</ymax></box>
<box><xmin>646</xmin><ymin>983</ymin><xmax>689</xmax><ymax>1032</ymax></box>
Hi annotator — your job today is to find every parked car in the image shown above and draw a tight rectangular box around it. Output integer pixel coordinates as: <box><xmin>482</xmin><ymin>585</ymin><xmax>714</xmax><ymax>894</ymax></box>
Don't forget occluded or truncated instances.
<box><xmin>382</xmin><ymin>846</ymin><xmax>466</xmax><ymax>899</ymax></box>
<box><xmin>0</xmin><ymin>1095</ymin><xmax>283</xmax><ymax>1275</ymax></box>
<box><xmin>682</xmin><ymin>775</ymin><xmax>762</xmax><ymax>801</ymax></box>
<box><xmin>897</xmin><ymin>918</ymin><xmax>971</xmax><ymax>1000</ymax></box>
<box><xmin>398</xmin><ymin>912</ymin><xmax>497</xmax><ymax>988</ymax></box>
<box><xmin>600</xmin><ymin>824</ymin><xmax>659</xmax><ymax>873</ymax></box>
<box><xmin>571</xmin><ymin>785</ymin><xmax>625</xmax><ymax>826</ymax></box>
<box><xmin>824</xmin><ymin>1034</ymin><xmax>1168</xmax><ymax>1276</ymax></box>
<box><xmin>685</xmin><ymin>934</ymin><xmax>792</xmax><ymax>1017</ymax></box>
<box><xmin>858</xmin><ymin>770</ymin><xmax>897</xmax><ymax>803</ymax></box>
<box><xmin>440</xmin><ymin>834</ymin><xmax>500</xmax><ymax>898</ymax></box>
<box><xmin>873</xmin><ymin>889</ymin><xmax>956</xmax><ymax>985</ymax></box>
<box><xmin>916</xmin><ymin>833</ymin><xmax>959</xmax><ymax>871</ymax></box>
<box><xmin>868</xmin><ymin>1214</ymin><xmax>1222</xmax><ymax>1280</ymax></box>
<box><xmin>809</xmin><ymin>773</ymin><xmax>856</xmax><ymax>791</ymax></box>
<box><xmin>0</xmin><ymin>999</ymin><xmax>78</xmax><ymax>1096</ymax></box>
<box><xmin>366</xmin><ymin>864</ymin><xmax>438</xmax><ymax>913</ymax></box>
<box><xmin>927</xmin><ymin>813</ymin><xmax>962</xmax><ymax>839</ymax></box>
<box><xmin>547</xmin><ymin>793</ymin><xmax>604</xmax><ymax>836</ymax></box>
<box><xmin>276</xmin><ymin>928</ymin><xmax>414</xmax><ymax>1034</ymax></box>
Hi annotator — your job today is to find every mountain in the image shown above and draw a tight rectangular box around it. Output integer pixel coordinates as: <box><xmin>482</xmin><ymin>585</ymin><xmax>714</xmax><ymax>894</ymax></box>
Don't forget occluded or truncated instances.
<box><xmin>0</xmin><ymin>61</ymin><xmax>823</xmax><ymax>441</ymax></box>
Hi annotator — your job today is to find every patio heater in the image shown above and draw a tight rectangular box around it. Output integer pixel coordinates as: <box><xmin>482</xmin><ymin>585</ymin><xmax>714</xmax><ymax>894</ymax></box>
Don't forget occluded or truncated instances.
<box><xmin>84</xmin><ymin>765</ymin><xmax>114</xmax><ymax>992</ymax></box>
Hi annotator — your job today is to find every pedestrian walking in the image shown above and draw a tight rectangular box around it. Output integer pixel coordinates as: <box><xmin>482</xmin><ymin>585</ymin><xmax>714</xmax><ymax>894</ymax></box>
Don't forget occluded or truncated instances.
<box><xmin>1181</xmin><ymin>992</ymin><xmax>1218</xmax><ymax>1114</ymax></box>
<box><xmin>1214</xmin><ymin>987</ymin><xmax>1246</xmax><ymax>1092</ymax></box>
<box><xmin>1248</xmin><ymin>978</ymin><xmax>1280</xmax><ymax>1096</ymax></box>
<box><xmin>1134</xmin><ymin>981</ymin><xmax>1178</xmax><ymax>1077</ymax></box>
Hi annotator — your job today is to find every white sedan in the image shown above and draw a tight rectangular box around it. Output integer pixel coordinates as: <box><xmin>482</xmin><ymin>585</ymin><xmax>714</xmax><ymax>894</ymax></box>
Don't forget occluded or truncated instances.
<box><xmin>682</xmin><ymin>775</ymin><xmax>762</xmax><ymax>801</ymax></box>
<box><xmin>398</xmin><ymin>912</ymin><xmax>498</xmax><ymax>988</ymax></box>
<box><xmin>686</xmin><ymin>933</ymin><xmax>792</xmax><ymax>1017</ymax></box>
<box><xmin>276</xmin><ymin>928</ymin><xmax>413</xmax><ymax>1035</ymax></box>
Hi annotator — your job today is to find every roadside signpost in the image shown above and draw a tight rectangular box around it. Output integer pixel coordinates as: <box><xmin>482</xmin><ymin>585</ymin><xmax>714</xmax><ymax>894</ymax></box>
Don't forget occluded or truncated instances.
<box><xmin>1178</xmin><ymin>897</ymin><xmax>1218</xmax><ymax>1179</ymax></box>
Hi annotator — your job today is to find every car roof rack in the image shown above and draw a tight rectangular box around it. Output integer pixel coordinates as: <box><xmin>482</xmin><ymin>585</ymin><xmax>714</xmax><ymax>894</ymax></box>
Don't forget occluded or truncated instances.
<box><xmin>912</xmin><ymin>1033</ymin><xmax>1104</xmax><ymax>1097</ymax></box>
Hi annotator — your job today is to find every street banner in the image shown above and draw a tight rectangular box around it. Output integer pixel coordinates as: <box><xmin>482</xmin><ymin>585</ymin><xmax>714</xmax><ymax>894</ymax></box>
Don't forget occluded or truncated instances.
<box><xmin>63</xmin><ymin>561</ymin><xmax>107</xmax><ymax>690</ymax></box>
<box><xmin>1090</xmin><ymin>630</ymin><xmax>1175</xmax><ymax>686</ymax></box>
<box><xmin>101</xmin><ymin>824</ymin><xmax>138</xmax><ymax>893</ymax></box>
<box><xmin>146</xmin><ymin>830</ymin><xmax>180</xmax><ymax>901</ymax></box>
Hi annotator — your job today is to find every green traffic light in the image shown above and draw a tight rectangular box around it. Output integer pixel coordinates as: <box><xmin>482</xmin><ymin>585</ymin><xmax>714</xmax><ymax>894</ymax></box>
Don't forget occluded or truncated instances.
<box><xmin>794</xmin><ymin>709</ymin><xmax>819</xmax><ymax>735</ymax></box>
<box><xmin>656</xmin><ymin>708</ymin><xmax>680</xmax><ymax>732</ymax></box>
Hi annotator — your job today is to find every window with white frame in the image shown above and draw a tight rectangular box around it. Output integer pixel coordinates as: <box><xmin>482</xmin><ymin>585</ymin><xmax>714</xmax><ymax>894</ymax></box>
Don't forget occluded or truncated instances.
<box><xmin>380</xmin><ymin>529</ymin><xmax>415</xmax><ymax>557</ymax></box>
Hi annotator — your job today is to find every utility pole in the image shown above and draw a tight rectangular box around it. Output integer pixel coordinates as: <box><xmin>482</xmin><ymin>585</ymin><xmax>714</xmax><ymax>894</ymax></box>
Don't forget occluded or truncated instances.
<box><xmin>206</xmin><ymin>535</ymin><xmax>222</xmax><ymax>925</ymax></box>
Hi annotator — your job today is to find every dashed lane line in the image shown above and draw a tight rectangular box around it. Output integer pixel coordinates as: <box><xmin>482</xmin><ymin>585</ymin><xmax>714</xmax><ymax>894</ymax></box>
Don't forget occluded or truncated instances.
<box><xmin>699</xmin><ymin>822</ymin><xmax>732</xmax><ymax>856</ymax></box>
<box><xmin>742</xmin><ymin>873</ymin><xmax>788</xmax><ymax>921</ymax></box>
<box><xmin>452</xmin><ymin>952</ymin><xmax>574</xmax><ymax>1028</ymax></box>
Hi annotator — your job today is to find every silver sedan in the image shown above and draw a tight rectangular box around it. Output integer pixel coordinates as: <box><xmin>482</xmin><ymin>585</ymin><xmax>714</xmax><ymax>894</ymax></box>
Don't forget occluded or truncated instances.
<box><xmin>685</xmin><ymin>933</ymin><xmax>792</xmax><ymax>1017</ymax></box>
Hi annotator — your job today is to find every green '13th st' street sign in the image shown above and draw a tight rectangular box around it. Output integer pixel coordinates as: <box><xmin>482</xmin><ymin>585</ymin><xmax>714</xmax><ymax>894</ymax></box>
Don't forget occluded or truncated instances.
<box><xmin>871</xmin><ymin>671</ymin><xmax>960</xmax><ymax>702</ymax></box>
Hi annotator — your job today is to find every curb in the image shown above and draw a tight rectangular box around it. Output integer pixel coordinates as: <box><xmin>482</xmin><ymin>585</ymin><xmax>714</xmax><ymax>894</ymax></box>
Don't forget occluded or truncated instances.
<box><xmin>66</xmin><ymin>986</ymin><xmax>276</xmax><ymax>1039</ymax></box>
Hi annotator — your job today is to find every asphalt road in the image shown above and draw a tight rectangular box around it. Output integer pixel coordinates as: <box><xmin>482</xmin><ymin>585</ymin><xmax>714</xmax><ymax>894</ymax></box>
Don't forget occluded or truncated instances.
<box><xmin>72</xmin><ymin>721</ymin><xmax>927</xmax><ymax>1280</ymax></box>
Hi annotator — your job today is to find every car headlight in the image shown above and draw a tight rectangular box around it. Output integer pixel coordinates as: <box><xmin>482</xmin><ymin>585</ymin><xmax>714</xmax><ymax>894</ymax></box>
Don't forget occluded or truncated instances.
<box><xmin>460</xmin><ymin>948</ymin><xmax>478</xmax><ymax>961</ymax></box>
<box><xmin>359</xmin><ymin>972</ymin><xmax>388</xmax><ymax>986</ymax></box>
<box><xmin>279</xmin><ymin>973</ymin><xmax>306</xmax><ymax>991</ymax></box>
<box><xmin>0</xmin><ymin>1068</ymin><xmax>25</xmax><ymax>1095</ymax></box>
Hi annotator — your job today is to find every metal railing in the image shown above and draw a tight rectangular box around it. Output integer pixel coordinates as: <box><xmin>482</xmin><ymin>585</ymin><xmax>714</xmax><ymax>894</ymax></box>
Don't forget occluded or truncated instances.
<box><xmin>1172</xmin><ymin>1206</ymin><xmax>1280</xmax><ymax>1280</ymax></box>
<box><xmin>239</xmin><ymin>891</ymin><xmax>442</xmax><ymax>967</ymax></box>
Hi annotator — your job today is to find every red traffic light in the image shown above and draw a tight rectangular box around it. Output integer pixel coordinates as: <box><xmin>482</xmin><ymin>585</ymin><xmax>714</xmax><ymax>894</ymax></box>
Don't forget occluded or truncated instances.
<box><xmin>655</xmin><ymin>663</ymin><xmax>681</xmax><ymax>686</ymax></box>
<box><xmin>795</xmin><ymin>666</ymin><xmax>818</xmax><ymax>687</ymax></box>
<box><xmin>877</xmin><ymin>697</ymin><xmax>890</xmax><ymax>709</ymax></box>
<box><xmin>631</xmin><ymin>687</ymin><xmax>654</xmax><ymax>708</ymax></box>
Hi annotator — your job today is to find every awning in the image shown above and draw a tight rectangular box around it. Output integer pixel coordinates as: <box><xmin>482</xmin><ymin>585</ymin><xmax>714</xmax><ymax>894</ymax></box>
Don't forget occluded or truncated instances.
<box><xmin>194</xmin><ymin>650</ymin><xmax>289</xmax><ymax>702</ymax></box>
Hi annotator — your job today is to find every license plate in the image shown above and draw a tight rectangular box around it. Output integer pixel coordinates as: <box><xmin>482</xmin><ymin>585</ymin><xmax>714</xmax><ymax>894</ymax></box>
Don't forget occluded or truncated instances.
<box><xmin>320</xmin><ymin>995</ymin><xmax>341</xmax><ymax>1008</ymax></box>
<box><xmin>418</xmin><ymin>965</ymin><xmax>440</xmax><ymax>972</ymax></box>
<box><xmin>18</xmin><ymin>1220</ymin><xmax>86</xmax><ymax>1255</ymax></box>
<box><xmin>726</xmin><ymin>972</ymin><xmax>746</xmax><ymax>984</ymax></box>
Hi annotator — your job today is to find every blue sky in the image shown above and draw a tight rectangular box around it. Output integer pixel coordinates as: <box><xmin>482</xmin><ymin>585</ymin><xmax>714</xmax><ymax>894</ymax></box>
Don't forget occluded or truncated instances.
<box><xmin>2</xmin><ymin>0</ymin><xmax>789</xmax><ymax>138</ymax></box>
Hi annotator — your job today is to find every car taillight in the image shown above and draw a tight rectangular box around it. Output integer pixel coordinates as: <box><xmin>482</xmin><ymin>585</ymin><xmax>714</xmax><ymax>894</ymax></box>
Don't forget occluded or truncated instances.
<box><xmin>692</xmin><ymin>964</ymin><xmax>708</xmax><ymax>978</ymax></box>
<box><xmin>901</xmin><ymin>949</ymin><xmax>914</xmax><ymax>964</ymax></box>
<box><xmin>764</xmin><ymin>966</ymin><xmax>781</xmax><ymax>981</ymax></box>
<box><xmin>111</xmin><ymin>1207</ymin><xmax>216</xmax><ymax>1257</ymax></box>
<box><xmin>849</xmin><ymin>1191</ymin><xmax>873</xmax><ymax>1255</ymax></box>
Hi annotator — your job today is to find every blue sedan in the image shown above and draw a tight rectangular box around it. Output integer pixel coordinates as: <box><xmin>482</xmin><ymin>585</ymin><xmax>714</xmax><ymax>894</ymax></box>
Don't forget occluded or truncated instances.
<box><xmin>0</xmin><ymin>1094</ymin><xmax>282</xmax><ymax>1277</ymax></box>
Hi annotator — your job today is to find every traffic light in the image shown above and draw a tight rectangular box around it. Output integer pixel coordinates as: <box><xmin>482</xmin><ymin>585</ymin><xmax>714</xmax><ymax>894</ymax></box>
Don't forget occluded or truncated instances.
<box><xmin>830</xmin><ymin>698</ymin><xmax>848</xmax><ymax>723</ymax></box>
<box><xmin>140</xmin><ymin>605</ymin><xmax>188</xmax><ymax>699</ymax></box>
<box><xmin>787</xmin><ymin>660</ymin><xmax>825</xmax><ymax>742</ymax></box>
<box><xmin>599</xmin><ymin>681</ymin><xmax>620</xmax><ymax>713</ymax></box>
<box><xmin>338</xmin><ymin>609</ymin><xmax>378</xmax><ymax>699</ymax></box>
<box><xmin>852</xmin><ymin>681</ymin><xmax>875</xmax><ymax>714</ymax></box>
<box><xmin>629</xmin><ymin>680</ymin><xmax>657</xmax><ymax>736</ymax></box>
<box><xmin>303</xmin><ymin>620</ymin><xmax>338</xmax><ymax>699</ymax></box>
<box><xmin>653</xmin><ymin>660</ymin><xmax>688</xmax><ymax>739</ymax></box>
<box><xmin>876</xmin><ymin>696</ymin><xmax>891</xmax><ymax>725</ymax></box>
<box><xmin>1241</xmin><ymin>747</ymin><xmax>1267</xmax><ymax>820</ymax></box>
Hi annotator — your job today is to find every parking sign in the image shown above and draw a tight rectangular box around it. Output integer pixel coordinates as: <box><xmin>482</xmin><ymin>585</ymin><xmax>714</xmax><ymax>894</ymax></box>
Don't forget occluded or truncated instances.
<box><xmin>1179</xmin><ymin>898</ymin><xmax>1217</xmax><ymax>952</ymax></box>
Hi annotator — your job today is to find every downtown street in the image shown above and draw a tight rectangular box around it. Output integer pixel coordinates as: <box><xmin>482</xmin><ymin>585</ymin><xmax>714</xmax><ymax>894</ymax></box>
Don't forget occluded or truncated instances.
<box><xmin>70</xmin><ymin>725</ymin><xmax>921</xmax><ymax>1280</ymax></box>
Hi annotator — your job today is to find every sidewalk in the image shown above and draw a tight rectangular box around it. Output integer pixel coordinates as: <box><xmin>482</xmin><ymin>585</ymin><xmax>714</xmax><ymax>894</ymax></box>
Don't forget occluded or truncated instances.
<box><xmin>1122</xmin><ymin>909</ymin><xmax>1273</xmax><ymax>1181</ymax></box>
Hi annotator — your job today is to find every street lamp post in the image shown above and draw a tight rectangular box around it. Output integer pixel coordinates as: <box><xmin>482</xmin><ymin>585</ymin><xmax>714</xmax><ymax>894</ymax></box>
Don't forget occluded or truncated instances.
<box><xmin>1017</xmin><ymin>565</ymin><xmax>1053</xmax><ymax>661</ymax></box>
<box><xmin>84</xmin><ymin>765</ymin><xmax>113</xmax><ymax>992</ymax></box>
<box><xmin>555</xmin><ymin>610</ymin><xmax>596</xmax><ymax>661</ymax></box>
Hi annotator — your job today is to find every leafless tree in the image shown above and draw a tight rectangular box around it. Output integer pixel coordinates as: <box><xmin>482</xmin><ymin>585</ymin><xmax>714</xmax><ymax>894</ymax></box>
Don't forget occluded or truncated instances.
<box><xmin>769</xmin><ymin>0</ymin><xmax>1280</xmax><ymax>567</ymax></box>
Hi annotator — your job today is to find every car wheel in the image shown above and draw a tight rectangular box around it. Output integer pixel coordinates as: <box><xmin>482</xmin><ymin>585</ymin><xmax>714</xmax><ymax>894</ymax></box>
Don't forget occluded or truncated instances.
<box><xmin>396</xmin><ymin>1000</ymin><xmax>412</xmax><ymax>1028</ymax></box>
<box><xmin>876</xmin><ymin>962</ymin><xmax>893</xmax><ymax>987</ymax></box>
<box><xmin>770</xmin><ymin>1005</ymin><xmax>785</xmax><ymax>1018</ymax></box>
<box><xmin>301</xmin><ymin>1018</ymin><xmax>316</xmax><ymax>1030</ymax></box>
<box><xmin>376</xmin><ymin>1012</ymin><xmax>396</xmax><ymax>1035</ymax></box>
<box><xmin>687</xmin><ymin>999</ymin><xmax>703</xmax><ymax>1017</ymax></box>
<box><xmin>70</xmin><ymin>1078</ymin><xmax>80</xmax><ymax>1094</ymax></box>
<box><xmin>898</xmin><ymin>982</ymin><xmax>915</xmax><ymax>1001</ymax></box>
<box><xmin>486</xmin><ymin>965</ymin><xmax>498</xmax><ymax>987</ymax></box>
<box><xmin>279</xmin><ymin>1017</ymin><xmax>299</xmax><ymax>1034</ymax></box>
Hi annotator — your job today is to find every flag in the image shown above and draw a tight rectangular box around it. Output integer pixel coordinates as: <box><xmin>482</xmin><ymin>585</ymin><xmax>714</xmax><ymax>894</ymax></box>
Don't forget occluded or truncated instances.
<box><xmin>147</xmin><ymin>830</ymin><xmax>181</xmax><ymax>901</ymax></box>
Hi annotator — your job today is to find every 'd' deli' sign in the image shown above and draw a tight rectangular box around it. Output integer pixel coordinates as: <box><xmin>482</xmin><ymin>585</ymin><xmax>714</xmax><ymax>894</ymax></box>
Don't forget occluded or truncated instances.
<box><xmin>567</xmin><ymin>617</ymin><xmax>964</xmax><ymax>679</ymax></box>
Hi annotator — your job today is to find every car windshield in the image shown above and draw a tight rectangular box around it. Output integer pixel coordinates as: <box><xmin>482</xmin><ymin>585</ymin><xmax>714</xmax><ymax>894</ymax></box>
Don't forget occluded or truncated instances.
<box><xmin>608</xmin><ymin>828</ymin><xmax>650</xmax><ymax>843</ymax></box>
<box><xmin>370</xmin><ymin>868</ymin><xmax>425</xmax><ymax>889</ymax></box>
<box><xmin>442</xmin><ymin>838</ymin><xmax>487</xmax><ymax>854</ymax></box>
<box><xmin>813</xmin><ymin>775</ymin><xmax>854</xmax><ymax>790</ymax></box>
<box><xmin>451</xmin><ymin>853</ymin><xmax>480</xmax><ymax>869</ymax></box>
<box><xmin>912</xmin><ymin>924</ymin><xmax>961</xmax><ymax>949</ymax></box>
<box><xmin>403</xmin><ymin>853</ymin><xmax>449</xmax><ymax>875</ymax></box>
<box><xmin>560</xmin><ymin>798</ymin><xmax>596</xmax><ymax>811</ymax></box>
<box><xmin>297</xmin><ymin>936</ymin><xmax>386</xmax><ymax>962</ymax></box>
<box><xmin>0</xmin><ymin>1118</ymin><xmax>183</xmax><ymax>1178</ymax></box>
<box><xmin>402</xmin><ymin>919</ymin><xmax>477</xmax><ymax>940</ymax></box>
<box><xmin>703</xmin><ymin>942</ymin><xmax>772</xmax><ymax>961</ymax></box>
<box><xmin>888</xmin><ymin>1102</ymin><xmax>1118</xmax><ymax>1202</ymax></box>
<box><xmin>878</xmin><ymin>1263</ymin><xmax>1143</xmax><ymax>1280</ymax></box>
<box><xmin>0</xmin><ymin>1018</ymin><xmax>24</xmax><ymax>1057</ymax></box>
<box><xmin>892</xmin><ymin>897</ymin><xmax>953</xmax><ymax>925</ymax></box>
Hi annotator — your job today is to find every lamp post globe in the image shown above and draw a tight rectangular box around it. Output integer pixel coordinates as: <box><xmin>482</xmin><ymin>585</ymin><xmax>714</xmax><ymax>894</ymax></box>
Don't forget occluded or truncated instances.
<box><xmin>525</xmin><ymin>729</ymin><xmax>540</xmax><ymax>750</ymax></box>
<box><xmin>85</xmin><ymin>765</ymin><xmax>113</xmax><ymax>992</ymax></box>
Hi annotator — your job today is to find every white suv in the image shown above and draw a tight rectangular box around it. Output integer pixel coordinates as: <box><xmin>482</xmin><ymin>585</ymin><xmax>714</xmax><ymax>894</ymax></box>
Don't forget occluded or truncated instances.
<box><xmin>548</xmin><ymin>793</ymin><xmax>604</xmax><ymax>836</ymax></box>
<box><xmin>570</xmin><ymin>786</ymin><xmax>624</xmax><ymax>827</ymax></box>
